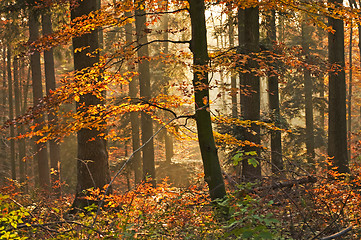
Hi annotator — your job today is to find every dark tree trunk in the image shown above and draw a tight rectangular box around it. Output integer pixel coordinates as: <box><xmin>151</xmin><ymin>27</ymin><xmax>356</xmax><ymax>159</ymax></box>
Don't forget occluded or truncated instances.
<box><xmin>13</xmin><ymin>57</ymin><xmax>26</xmax><ymax>184</ymax></box>
<box><xmin>2</xmin><ymin>47</ymin><xmax>6</xmax><ymax>123</ymax></box>
<box><xmin>7</xmin><ymin>47</ymin><xmax>16</xmax><ymax>180</ymax></box>
<box><xmin>189</xmin><ymin>0</ymin><xmax>226</xmax><ymax>201</ymax></box>
<box><xmin>135</xmin><ymin>3</ymin><xmax>156</xmax><ymax>185</ymax></box>
<box><xmin>29</xmin><ymin>10</ymin><xmax>50</xmax><ymax>190</ymax></box>
<box><xmin>347</xmin><ymin>22</ymin><xmax>353</xmax><ymax>160</ymax></box>
<box><xmin>42</xmin><ymin>11</ymin><xmax>61</xmax><ymax>196</ymax></box>
<box><xmin>327</xmin><ymin>0</ymin><xmax>349</xmax><ymax>173</ymax></box>
<box><xmin>124</xmin><ymin>11</ymin><xmax>142</xmax><ymax>184</ymax></box>
<box><xmin>241</xmin><ymin>6</ymin><xmax>261</xmax><ymax>180</ymax></box>
<box><xmin>302</xmin><ymin>20</ymin><xmax>316</xmax><ymax>166</ymax></box>
<box><xmin>71</xmin><ymin>0</ymin><xmax>111</xmax><ymax>208</ymax></box>
<box><xmin>267</xmin><ymin>10</ymin><xmax>284</xmax><ymax>174</ymax></box>
<box><xmin>1</xmin><ymin>47</ymin><xmax>8</xmax><ymax>182</ymax></box>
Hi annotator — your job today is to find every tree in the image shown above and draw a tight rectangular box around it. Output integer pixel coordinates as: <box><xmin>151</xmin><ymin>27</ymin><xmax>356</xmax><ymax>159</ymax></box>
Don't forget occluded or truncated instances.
<box><xmin>28</xmin><ymin>7</ymin><xmax>50</xmax><ymax>190</ymax></box>
<box><xmin>302</xmin><ymin>15</ymin><xmax>315</xmax><ymax>166</ymax></box>
<box><xmin>327</xmin><ymin>0</ymin><xmax>349</xmax><ymax>173</ymax></box>
<box><xmin>71</xmin><ymin>0</ymin><xmax>111</xmax><ymax>208</ymax></box>
<box><xmin>188</xmin><ymin>0</ymin><xmax>226</xmax><ymax>201</ymax></box>
<box><xmin>42</xmin><ymin>10</ymin><xmax>61</xmax><ymax>195</ymax></box>
<box><xmin>266</xmin><ymin>10</ymin><xmax>284</xmax><ymax>174</ymax></box>
<box><xmin>135</xmin><ymin>1</ymin><xmax>156</xmax><ymax>185</ymax></box>
<box><xmin>7</xmin><ymin>46</ymin><xmax>16</xmax><ymax>180</ymax></box>
<box><xmin>124</xmin><ymin>11</ymin><xmax>142</xmax><ymax>184</ymax></box>
<box><xmin>241</xmin><ymin>5</ymin><xmax>261</xmax><ymax>180</ymax></box>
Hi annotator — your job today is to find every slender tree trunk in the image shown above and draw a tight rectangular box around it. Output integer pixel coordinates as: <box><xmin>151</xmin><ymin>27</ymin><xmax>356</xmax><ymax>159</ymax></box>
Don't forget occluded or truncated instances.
<box><xmin>1</xmin><ymin>47</ymin><xmax>8</xmax><ymax>182</ymax></box>
<box><xmin>29</xmin><ymin>10</ymin><xmax>50</xmax><ymax>190</ymax></box>
<box><xmin>135</xmin><ymin>2</ymin><xmax>156</xmax><ymax>185</ymax></box>
<box><xmin>228</xmin><ymin>10</ymin><xmax>238</xmax><ymax>118</ymax></box>
<box><xmin>267</xmin><ymin>10</ymin><xmax>284</xmax><ymax>174</ymax></box>
<box><xmin>13</xmin><ymin>57</ymin><xmax>26</xmax><ymax>184</ymax></box>
<box><xmin>302</xmin><ymin>20</ymin><xmax>316</xmax><ymax>166</ymax></box>
<box><xmin>2</xmin><ymin>47</ymin><xmax>6</xmax><ymax>123</ymax></box>
<box><xmin>162</xmin><ymin>1</ymin><xmax>174</xmax><ymax>165</ymax></box>
<box><xmin>71</xmin><ymin>0</ymin><xmax>111</xmax><ymax>208</ymax></box>
<box><xmin>241</xmin><ymin>6</ymin><xmax>261</xmax><ymax>180</ymax></box>
<box><xmin>238</xmin><ymin>8</ymin><xmax>245</xmax><ymax>116</ymax></box>
<box><xmin>42</xmin><ymin>11</ymin><xmax>61</xmax><ymax>196</ymax></box>
<box><xmin>189</xmin><ymin>0</ymin><xmax>226</xmax><ymax>201</ymax></box>
<box><xmin>347</xmin><ymin>22</ymin><xmax>353</xmax><ymax>160</ymax></box>
<box><xmin>327</xmin><ymin>0</ymin><xmax>349</xmax><ymax>173</ymax></box>
<box><xmin>124</xmin><ymin>11</ymin><xmax>142</xmax><ymax>184</ymax></box>
<box><xmin>7</xmin><ymin>47</ymin><xmax>16</xmax><ymax>180</ymax></box>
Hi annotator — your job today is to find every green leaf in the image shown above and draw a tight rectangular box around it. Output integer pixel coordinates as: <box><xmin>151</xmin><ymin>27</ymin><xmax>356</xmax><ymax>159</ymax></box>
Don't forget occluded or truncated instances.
<box><xmin>248</xmin><ymin>158</ymin><xmax>259</xmax><ymax>167</ymax></box>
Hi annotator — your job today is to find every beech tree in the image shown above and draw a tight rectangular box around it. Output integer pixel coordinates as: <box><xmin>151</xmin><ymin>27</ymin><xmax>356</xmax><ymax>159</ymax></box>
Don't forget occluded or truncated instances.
<box><xmin>28</xmin><ymin>6</ymin><xmax>50</xmax><ymax>189</ymax></box>
<box><xmin>188</xmin><ymin>0</ymin><xmax>226</xmax><ymax>201</ymax></box>
<box><xmin>42</xmin><ymin>10</ymin><xmax>61</xmax><ymax>195</ymax></box>
<box><xmin>327</xmin><ymin>0</ymin><xmax>349</xmax><ymax>173</ymax></box>
<box><xmin>71</xmin><ymin>0</ymin><xmax>111</xmax><ymax>208</ymax></box>
<box><xmin>135</xmin><ymin>1</ymin><xmax>156</xmax><ymax>185</ymax></box>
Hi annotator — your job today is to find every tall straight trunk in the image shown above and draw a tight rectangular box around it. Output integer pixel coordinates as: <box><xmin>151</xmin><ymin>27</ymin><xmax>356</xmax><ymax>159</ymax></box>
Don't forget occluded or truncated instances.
<box><xmin>1</xmin><ymin>47</ymin><xmax>8</xmax><ymax>182</ymax></box>
<box><xmin>42</xmin><ymin>11</ymin><xmax>61</xmax><ymax>195</ymax></box>
<box><xmin>237</xmin><ymin>8</ymin><xmax>245</xmax><ymax>116</ymax></box>
<box><xmin>125</xmin><ymin>11</ymin><xmax>142</xmax><ymax>184</ymax></box>
<box><xmin>228</xmin><ymin>10</ymin><xmax>238</xmax><ymax>118</ymax></box>
<box><xmin>162</xmin><ymin>1</ymin><xmax>174</xmax><ymax>164</ymax></box>
<box><xmin>267</xmin><ymin>10</ymin><xmax>283</xmax><ymax>174</ymax></box>
<box><xmin>29</xmin><ymin>11</ymin><xmax>50</xmax><ymax>189</ymax></box>
<box><xmin>135</xmin><ymin>3</ymin><xmax>156</xmax><ymax>185</ymax></box>
<box><xmin>71</xmin><ymin>0</ymin><xmax>111</xmax><ymax>208</ymax></box>
<box><xmin>13</xmin><ymin>57</ymin><xmax>26</xmax><ymax>184</ymax></box>
<box><xmin>7</xmin><ymin>47</ymin><xmax>16</xmax><ymax>180</ymax></box>
<box><xmin>327</xmin><ymin>0</ymin><xmax>349</xmax><ymax>173</ymax></box>
<box><xmin>302</xmin><ymin>20</ymin><xmax>315</xmax><ymax>165</ymax></box>
<box><xmin>347</xmin><ymin>22</ymin><xmax>353</xmax><ymax>160</ymax></box>
<box><xmin>189</xmin><ymin>0</ymin><xmax>226</xmax><ymax>201</ymax></box>
<box><xmin>2</xmin><ymin>47</ymin><xmax>6</xmax><ymax>123</ymax></box>
<box><xmin>241</xmin><ymin>6</ymin><xmax>261</xmax><ymax>180</ymax></box>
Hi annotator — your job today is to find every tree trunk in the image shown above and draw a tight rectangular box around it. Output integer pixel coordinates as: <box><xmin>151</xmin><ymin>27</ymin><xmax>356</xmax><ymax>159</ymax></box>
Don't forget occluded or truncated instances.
<box><xmin>327</xmin><ymin>0</ymin><xmax>349</xmax><ymax>173</ymax></box>
<box><xmin>241</xmin><ymin>6</ymin><xmax>261</xmax><ymax>180</ymax></box>
<box><xmin>71</xmin><ymin>0</ymin><xmax>111</xmax><ymax>208</ymax></box>
<box><xmin>189</xmin><ymin>0</ymin><xmax>226</xmax><ymax>201</ymax></box>
<box><xmin>302</xmin><ymin>19</ymin><xmax>316</xmax><ymax>166</ymax></box>
<box><xmin>0</xmin><ymin>47</ymin><xmax>8</xmax><ymax>183</ymax></box>
<box><xmin>267</xmin><ymin>10</ymin><xmax>284</xmax><ymax>174</ymax></box>
<box><xmin>13</xmin><ymin>56</ymin><xmax>26</xmax><ymax>184</ymax></box>
<box><xmin>347</xmin><ymin>22</ymin><xmax>353</xmax><ymax>160</ymax></box>
<box><xmin>125</xmin><ymin>11</ymin><xmax>142</xmax><ymax>184</ymax></box>
<box><xmin>228</xmin><ymin>9</ymin><xmax>238</xmax><ymax>118</ymax></box>
<box><xmin>135</xmin><ymin>3</ymin><xmax>156</xmax><ymax>185</ymax></box>
<box><xmin>29</xmin><ymin>10</ymin><xmax>50</xmax><ymax>190</ymax></box>
<box><xmin>162</xmin><ymin>1</ymin><xmax>174</xmax><ymax>165</ymax></box>
<box><xmin>7</xmin><ymin>46</ymin><xmax>16</xmax><ymax>180</ymax></box>
<box><xmin>42</xmin><ymin>11</ymin><xmax>61</xmax><ymax>196</ymax></box>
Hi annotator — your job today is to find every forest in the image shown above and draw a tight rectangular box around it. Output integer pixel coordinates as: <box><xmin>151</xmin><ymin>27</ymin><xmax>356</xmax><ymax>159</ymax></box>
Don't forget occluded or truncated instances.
<box><xmin>0</xmin><ymin>0</ymin><xmax>361</xmax><ymax>239</ymax></box>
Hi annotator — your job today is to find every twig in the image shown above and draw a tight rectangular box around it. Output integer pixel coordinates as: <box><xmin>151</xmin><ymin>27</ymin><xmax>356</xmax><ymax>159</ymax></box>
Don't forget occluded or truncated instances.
<box><xmin>320</xmin><ymin>226</ymin><xmax>353</xmax><ymax>240</ymax></box>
